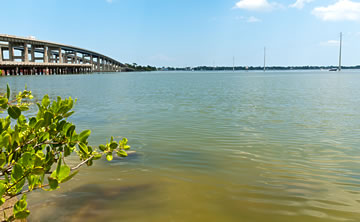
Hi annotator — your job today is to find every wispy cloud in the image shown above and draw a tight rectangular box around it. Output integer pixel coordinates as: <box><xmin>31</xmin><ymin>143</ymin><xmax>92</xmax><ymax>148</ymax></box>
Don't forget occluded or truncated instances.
<box><xmin>289</xmin><ymin>0</ymin><xmax>314</xmax><ymax>9</ymax></box>
<box><xmin>106</xmin><ymin>0</ymin><xmax>113</xmax><ymax>3</ymax></box>
<box><xmin>247</xmin><ymin>16</ymin><xmax>262</xmax><ymax>23</ymax></box>
<box><xmin>233</xmin><ymin>0</ymin><xmax>279</xmax><ymax>11</ymax></box>
<box><xmin>235</xmin><ymin>16</ymin><xmax>262</xmax><ymax>23</ymax></box>
<box><xmin>320</xmin><ymin>40</ymin><xmax>340</xmax><ymax>46</ymax></box>
<box><xmin>312</xmin><ymin>0</ymin><xmax>360</xmax><ymax>21</ymax></box>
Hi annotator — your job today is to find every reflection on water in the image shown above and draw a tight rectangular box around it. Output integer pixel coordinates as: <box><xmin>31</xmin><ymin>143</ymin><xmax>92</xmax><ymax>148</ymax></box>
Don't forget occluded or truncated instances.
<box><xmin>1</xmin><ymin>71</ymin><xmax>360</xmax><ymax>221</ymax></box>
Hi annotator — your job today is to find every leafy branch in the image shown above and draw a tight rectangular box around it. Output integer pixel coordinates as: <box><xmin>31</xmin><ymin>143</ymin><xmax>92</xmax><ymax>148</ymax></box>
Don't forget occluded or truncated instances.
<box><xmin>0</xmin><ymin>85</ymin><xmax>131</xmax><ymax>221</ymax></box>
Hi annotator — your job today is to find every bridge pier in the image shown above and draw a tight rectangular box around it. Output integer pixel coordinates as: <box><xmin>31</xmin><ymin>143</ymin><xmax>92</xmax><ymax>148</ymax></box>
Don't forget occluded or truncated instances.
<box><xmin>23</xmin><ymin>43</ymin><xmax>29</xmax><ymax>62</ymax></box>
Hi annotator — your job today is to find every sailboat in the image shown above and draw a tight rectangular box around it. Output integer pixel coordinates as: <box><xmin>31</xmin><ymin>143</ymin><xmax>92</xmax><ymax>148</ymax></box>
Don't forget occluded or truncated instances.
<box><xmin>330</xmin><ymin>32</ymin><xmax>342</xmax><ymax>72</ymax></box>
<box><xmin>264</xmin><ymin>47</ymin><xmax>266</xmax><ymax>72</ymax></box>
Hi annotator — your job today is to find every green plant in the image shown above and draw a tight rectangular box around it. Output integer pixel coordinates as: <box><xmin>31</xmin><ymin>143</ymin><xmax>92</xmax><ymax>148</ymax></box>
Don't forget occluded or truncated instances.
<box><xmin>0</xmin><ymin>85</ymin><xmax>130</xmax><ymax>221</ymax></box>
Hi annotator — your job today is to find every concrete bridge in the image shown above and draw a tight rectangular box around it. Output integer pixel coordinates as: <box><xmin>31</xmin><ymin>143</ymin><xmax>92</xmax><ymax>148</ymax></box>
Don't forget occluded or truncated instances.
<box><xmin>0</xmin><ymin>34</ymin><xmax>129</xmax><ymax>75</ymax></box>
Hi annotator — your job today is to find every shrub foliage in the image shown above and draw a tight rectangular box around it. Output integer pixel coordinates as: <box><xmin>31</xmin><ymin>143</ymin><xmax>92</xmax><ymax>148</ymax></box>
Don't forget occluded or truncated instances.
<box><xmin>0</xmin><ymin>85</ymin><xmax>130</xmax><ymax>221</ymax></box>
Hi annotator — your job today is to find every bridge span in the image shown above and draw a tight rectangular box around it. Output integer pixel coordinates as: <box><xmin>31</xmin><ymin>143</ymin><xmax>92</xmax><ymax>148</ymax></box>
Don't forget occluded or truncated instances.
<box><xmin>0</xmin><ymin>34</ymin><xmax>129</xmax><ymax>75</ymax></box>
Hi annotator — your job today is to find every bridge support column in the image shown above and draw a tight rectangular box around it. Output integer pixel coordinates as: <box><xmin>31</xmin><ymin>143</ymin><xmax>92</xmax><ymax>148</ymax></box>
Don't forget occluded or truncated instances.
<box><xmin>102</xmin><ymin>58</ymin><xmax>105</xmax><ymax>71</ymax></box>
<box><xmin>8</xmin><ymin>43</ymin><xmax>14</xmax><ymax>61</ymax></box>
<box><xmin>31</xmin><ymin>45</ymin><xmax>35</xmax><ymax>62</ymax></box>
<box><xmin>23</xmin><ymin>43</ymin><xmax>29</xmax><ymax>62</ymax></box>
<box><xmin>43</xmin><ymin>46</ymin><xmax>48</xmax><ymax>63</ymax></box>
<box><xmin>97</xmin><ymin>57</ymin><xmax>100</xmax><ymax>71</ymax></box>
<box><xmin>58</xmin><ymin>48</ymin><xmax>63</xmax><ymax>63</ymax></box>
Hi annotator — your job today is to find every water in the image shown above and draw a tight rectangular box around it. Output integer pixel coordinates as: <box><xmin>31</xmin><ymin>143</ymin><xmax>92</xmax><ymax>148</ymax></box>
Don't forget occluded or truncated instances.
<box><xmin>1</xmin><ymin>71</ymin><xmax>360</xmax><ymax>222</ymax></box>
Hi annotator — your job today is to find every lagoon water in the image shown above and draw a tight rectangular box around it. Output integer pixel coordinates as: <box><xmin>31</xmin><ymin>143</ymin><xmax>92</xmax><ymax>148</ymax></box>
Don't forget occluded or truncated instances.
<box><xmin>2</xmin><ymin>71</ymin><xmax>360</xmax><ymax>221</ymax></box>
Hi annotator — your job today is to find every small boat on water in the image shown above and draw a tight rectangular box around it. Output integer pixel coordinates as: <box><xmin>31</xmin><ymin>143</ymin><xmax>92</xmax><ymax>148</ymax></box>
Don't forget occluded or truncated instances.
<box><xmin>329</xmin><ymin>68</ymin><xmax>338</xmax><ymax>72</ymax></box>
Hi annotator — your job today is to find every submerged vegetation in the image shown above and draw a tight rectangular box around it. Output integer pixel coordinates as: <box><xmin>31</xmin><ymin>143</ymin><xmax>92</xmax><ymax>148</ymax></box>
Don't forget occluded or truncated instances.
<box><xmin>0</xmin><ymin>85</ymin><xmax>130</xmax><ymax>221</ymax></box>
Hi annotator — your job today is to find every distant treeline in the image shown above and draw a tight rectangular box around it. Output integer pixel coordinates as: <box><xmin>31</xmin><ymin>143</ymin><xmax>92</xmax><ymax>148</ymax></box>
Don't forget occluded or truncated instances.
<box><xmin>161</xmin><ymin>65</ymin><xmax>360</xmax><ymax>71</ymax></box>
<box><xmin>125</xmin><ymin>63</ymin><xmax>157</xmax><ymax>72</ymax></box>
<box><xmin>125</xmin><ymin>64</ymin><xmax>360</xmax><ymax>72</ymax></box>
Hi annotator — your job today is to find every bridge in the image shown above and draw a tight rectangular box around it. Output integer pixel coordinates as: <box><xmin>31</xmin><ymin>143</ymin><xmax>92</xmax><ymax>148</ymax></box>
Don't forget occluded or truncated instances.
<box><xmin>0</xmin><ymin>34</ymin><xmax>129</xmax><ymax>75</ymax></box>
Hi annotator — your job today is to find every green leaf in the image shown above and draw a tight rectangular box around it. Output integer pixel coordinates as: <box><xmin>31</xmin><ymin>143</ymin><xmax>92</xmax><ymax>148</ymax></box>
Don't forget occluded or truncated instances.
<box><xmin>110</xmin><ymin>141</ymin><xmax>118</xmax><ymax>150</ymax></box>
<box><xmin>66</xmin><ymin>125</ymin><xmax>76</xmax><ymax>137</ymax></box>
<box><xmin>0</xmin><ymin>98</ymin><xmax>8</xmax><ymax>106</ymax></box>
<box><xmin>34</xmin><ymin>119</ymin><xmax>45</xmax><ymax>130</ymax></box>
<box><xmin>60</xmin><ymin>170</ymin><xmax>79</xmax><ymax>183</ymax></box>
<box><xmin>8</xmin><ymin>106</ymin><xmax>21</xmax><ymax>119</ymax></box>
<box><xmin>0</xmin><ymin>182</ymin><xmax>6</xmax><ymax>197</ymax></box>
<box><xmin>29</xmin><ymin>117</ymin><xmax>37</xmax><ymax>128</ymax></box>
<box><xmin>27</xmin><ymin>175</ymin><xmax>40</xmax><ymax>191</ymax></box>
<box><xmin>15</xmin><ymin>178</ymin><xmax>26</xmax><ymax>193</ymax></box>
<box><xmin>19</xmin><ymin>105</ymin><xmax>29</xmax><ymax>111</ymax></box>
<box><xmin>44</xmin><ymin>111</ymin><xmax>53</xmax><ymax>126</ymax></box>
<box><xmin>48</xmin><ymin>177</ymin><xmax>59</xmax><ymax>190</ymax></box>
<box><xmin>6</xmin><ymin>84</ymin><xmax>10</xmax><ymax>99</ymax></box>
<box><xmin>20</xmin><ymin>152</ymin><xmax>33</xmax><ymax>169</ymax></box>
<box><xmin>14</xmin><ymin>210</ymin><xmax>30</xmax><ymax>219</ymax></box>
<box><xmin>42</xmin><ymin>95</ymin><xmax>50</xmax><ymax>107</ymax></box>
<box><xmin>106</xmin><ymin>153</ymin><xmax>113</xmax><ymax>161</ymax></box>
<box><xmin>63</xmin><ymin>111</ymin><xmax>75</xmax><ymax>118</ymax></box>
<box><xmin>55</xmin><ymin>120</ymin><xmax>65</xmax><ymax>132</ymax></box>
<box><xmin>122</xmin><ymin>138</ymin><xmax>128</xmax><ymax>144</ymax></box>
<box><xmin>55</xmin><ymin>158</ymin><xmax>62</xmax><ymax>178</ymax></box>
<box><xmin>0</xmin><ymin>152</ymin><xmax>6</xmax><ymax>168</ymax></box>
<box><xmin>39</xmin><ymin>132</ymin><xmax>50</xmax><ymax>142</ymax></box>
<box><xmin>32</xmin><ymin>167</ymin><xmax>44</xmax><ymax>175</ymax></box>
<box><xmin>79</xmin><ymin>143</ymin><xmax>89</xmax><ymax>155</ymax></box>
<box><xmin>17</xmin><ymin>115</ymin><xmax>26</xmax><ymax>125</ymax></box>
<box><xmin>79</xmin><ymin>130</ymin><xmax>91</xmax><ymax>143</ymax></box>
<box><xmin>98</xmin><ymin>144</ymin><xmax>106</xmax><ymax>151</ymax></box>
<box><xmin>117</xmin><ymin>150</ymin><xmax>128</xmax><ymax>157</ymax></box>
<box><xmin>124</xmin><ymin>145</ymin><xmax>131</xmax><ymax>150</ymax></box>
<box><xmin>57</xmin><ymin>165</ymin><xmax>70</xmax><ymax>183</ymax></box>
<box><xmin>64</xmin><ymin>146</ymin><xmax>71</xmax><ymax>157</ymax></box>
<box><xmin>14</xmin><ymin>195</ymin><xmax>29</xmax><ymax>219</ymax></box>
<box><xmin>11</xmin><ymin>164</ymin><xmax>24</xmax><ymax>182</ymax></box>
<box><xmin>34</xmin><ymin>151</ymin><xmax>45</xmax><ymax>167</ymax></box>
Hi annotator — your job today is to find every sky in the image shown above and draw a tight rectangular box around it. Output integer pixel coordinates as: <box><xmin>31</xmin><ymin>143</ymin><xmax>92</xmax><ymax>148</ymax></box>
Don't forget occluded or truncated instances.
<box><xmin>1</xmin><ymin>0</ymin><xmax>360</xmax><ymax>67</ymax></box>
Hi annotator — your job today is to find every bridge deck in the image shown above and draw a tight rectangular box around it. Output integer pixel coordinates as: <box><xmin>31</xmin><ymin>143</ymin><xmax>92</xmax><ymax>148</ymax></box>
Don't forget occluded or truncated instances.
<box><xmin>0</xmin><ymin>62</ymin><xmax>92</xmax><ymax>68</ymax></box>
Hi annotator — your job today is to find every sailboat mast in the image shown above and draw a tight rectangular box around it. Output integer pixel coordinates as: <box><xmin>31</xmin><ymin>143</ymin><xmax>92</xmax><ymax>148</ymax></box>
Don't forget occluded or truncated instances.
<box><xmin>264</xmin><ymin>47</ymin><xmax>266</xmax><ymax>72</ymax></box>
<box><xmin>233</xmin><ymin>56</ymin><xmax>235</xmax><ymax>72</ymax></box>
<box><xmin>339</xmin><ymin>32</ymin><xmax>342</xmax><ymax>72</ymax></box>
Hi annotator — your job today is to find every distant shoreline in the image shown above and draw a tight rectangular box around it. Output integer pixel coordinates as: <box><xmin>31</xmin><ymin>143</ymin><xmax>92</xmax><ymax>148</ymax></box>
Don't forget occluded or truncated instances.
<box><xmin>159</xmin><ymin>65</ymin><xmax>360</xmax><ymax>72</ymax></box>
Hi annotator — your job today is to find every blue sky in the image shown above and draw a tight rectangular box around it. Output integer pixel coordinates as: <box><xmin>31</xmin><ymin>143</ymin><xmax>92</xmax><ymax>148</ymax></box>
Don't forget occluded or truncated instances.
<box><xmin>1</xmin><ymin>0</ymin><xmax>360</xmax><ymax>67</ymax></box>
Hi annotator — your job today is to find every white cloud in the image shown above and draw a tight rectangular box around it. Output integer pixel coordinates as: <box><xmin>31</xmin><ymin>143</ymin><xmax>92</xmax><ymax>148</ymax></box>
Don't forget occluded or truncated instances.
<box><xmin>235</xmin><ymin>16</ymin><xmax>262</xmax><ymax>23</ymax></box>
<box><xmin>290</xmin><ymin>0</ymin><xmax>314</xmax><ymax>9</ymax></box>
<box><xmin>320</xmin><ymin>40</ymin><xmax>340</xmax><ymax>46</ymax></box>
<box><xmin>106</xmin><ymin>0</ymin><xmax>113</xmax><ymax>3</ymax></box>
<box><xmin>247</xmin><ymin>16</ymin><xmax>262</xmax><ymax>22</ymax></box>
<box><xmin>234</xmin><ymin>0</ymin><xmax>273</xmax><ymax>11</ymax></box>
<box><xmin>312</xmin><ymin>0</ymin><xmax>360</xmax><ymax>21</ymax></box>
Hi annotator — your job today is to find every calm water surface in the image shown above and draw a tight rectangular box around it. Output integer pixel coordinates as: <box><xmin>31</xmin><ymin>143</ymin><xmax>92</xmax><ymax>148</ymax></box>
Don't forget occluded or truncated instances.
<box><xmin>1</xmin><ymin>71</ymin><xmax>360</xmax><ymax>222</ymax></box>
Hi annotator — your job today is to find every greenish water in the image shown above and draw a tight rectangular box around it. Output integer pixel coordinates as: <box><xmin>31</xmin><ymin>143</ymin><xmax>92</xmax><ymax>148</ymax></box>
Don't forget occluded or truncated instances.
<box><xmin>2</xmin><ymin>71</ymin><xmax>360</xmax><ymax>222</ymax></box>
